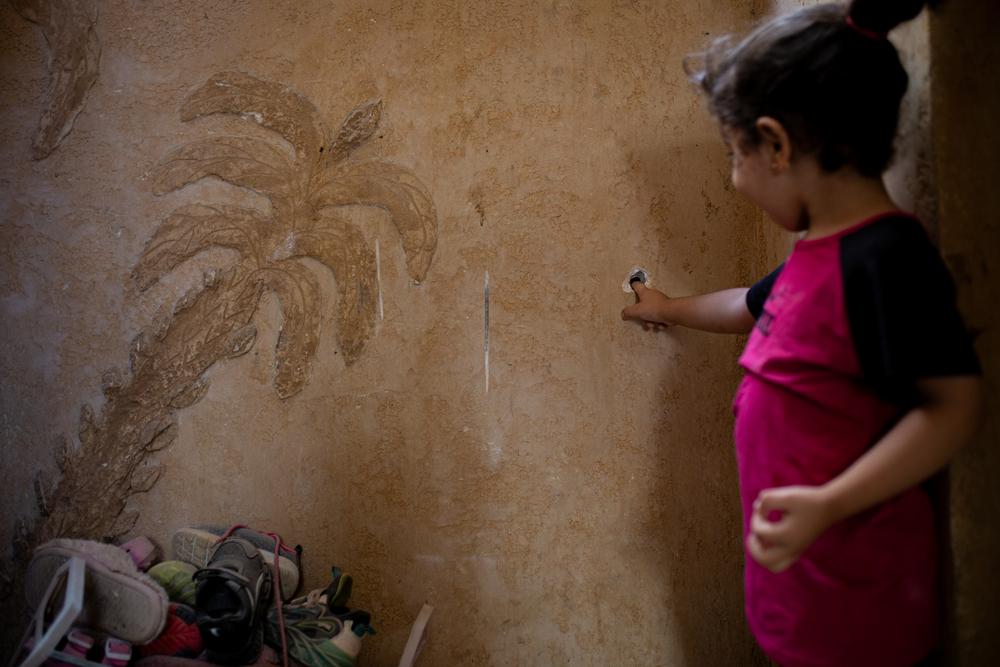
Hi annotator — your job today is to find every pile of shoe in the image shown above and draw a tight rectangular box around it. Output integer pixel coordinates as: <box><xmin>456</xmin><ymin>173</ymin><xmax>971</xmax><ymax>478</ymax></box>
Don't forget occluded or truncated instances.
<box><xmin>15</xmin><ymin>526</ymin><xmax>376</xmax><ymax>667</ymax></box>
<box><xmin>263</xmin><ymin>566</ymin><xmax>375</xmax><ymax>667</ymax></box>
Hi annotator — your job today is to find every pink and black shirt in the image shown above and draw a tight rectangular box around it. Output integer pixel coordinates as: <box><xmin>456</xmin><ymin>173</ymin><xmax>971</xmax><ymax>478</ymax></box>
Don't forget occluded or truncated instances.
<box><xmin>734</xmin><ymin>212</ymin><xmax>980</xmax><ymax>667</ymax></box>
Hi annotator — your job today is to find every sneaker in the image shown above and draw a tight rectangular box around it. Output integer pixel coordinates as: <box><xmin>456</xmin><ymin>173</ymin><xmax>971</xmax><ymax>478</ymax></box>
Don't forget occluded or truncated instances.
<box><xmin>172</xmin><ymin>525</ymin><xmax>300</xmax><ymax>600</ymax></box>
<box><xmin>321</xmin><ymin>566</ymin><xmax>352</xmax><ymax>610</ymax></box>
<box><xmin>328</xmin><ymin>618</ymin><xmax>375</xmax><ymax>665</ymax></box>
<box><xmin>194</xmin><ymin>537</ymin><xmax>272</xmax><ymax>665</ymax></box>
<box><xmin>287</xmin><ymin>566</ymin><xmax>352</xmax><ymax>612</ymax></box>
<box><xmin>264</xmin><ymin>611</ymin><xmax>358</xmax><ymax>667</ymax></box>
<box><xmin>316</xmin><ymin>568</ymin><xmax>373</xmax><ymax>640</ymax></box>
<box><xmin>266</xmin><ymin>566</ymin><xmax>375</xmax><ymax>667</ymax></box>
<box><xmin>148</xmin><ymin>560</ymin><xmax>198</xmax><ymax>606</ymax></box>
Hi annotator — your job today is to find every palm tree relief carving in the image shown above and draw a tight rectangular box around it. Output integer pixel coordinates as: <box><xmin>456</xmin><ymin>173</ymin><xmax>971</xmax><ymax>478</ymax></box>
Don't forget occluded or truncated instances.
<box><xmin>9</xmin><ymin>71</ymin><xmax>438</xmax><ymax>567</ymax></box>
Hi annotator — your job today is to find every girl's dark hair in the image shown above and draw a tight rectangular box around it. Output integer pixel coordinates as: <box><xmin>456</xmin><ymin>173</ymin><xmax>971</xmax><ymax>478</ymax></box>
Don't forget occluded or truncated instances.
<box><xmin>687</xmin><ymin>0</ymin><xmax>928</xmax><ymax>177</ymax></box>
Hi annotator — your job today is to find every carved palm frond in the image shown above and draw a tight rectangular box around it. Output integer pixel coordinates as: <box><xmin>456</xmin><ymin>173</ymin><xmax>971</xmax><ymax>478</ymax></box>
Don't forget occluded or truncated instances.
<box><xmin>256</xmin><ymin>261</ymin><xmax>322</xmax><ymax>398</ymax></box>
<box><xmin>139</xmin><ymin>268</ymin><xmax>263</xmax><ymax>378</ymax></box>
<box><xmin>153</xmin><ymin>137</ymin><xmax>297</xmax><ymax>219</ymax></box>
<box><xmin>11</xmin><ymin>0</ymin><xmax>100</xmax><ymax>160</ymax></box>
<box><xmin>181</xmin><ymin>71</ymin><xmax>325</xmax><ymax>166</ymax></box>
<box><xmin>132</xmin><ymin>204</ymin><xmax>268</xmax><ymax>290</ymax></box>
<box><xmin>310</xmin><ymin>159</ymin><xmax>437</xmax><ymax>282</ymax></box>
<box><xmin>325</xmin><ymin>99</ymin><xmax>382</xmax><ymax>164</ymax></box>
<box><xmin>291</xmin><ymin>215</ymin><xmax>377</xmax><ymax>364</ymax></box>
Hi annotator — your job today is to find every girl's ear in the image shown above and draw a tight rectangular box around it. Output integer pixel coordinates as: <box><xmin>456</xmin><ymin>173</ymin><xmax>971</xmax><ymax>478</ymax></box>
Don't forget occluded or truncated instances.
<box><xmin>755</xmin><ymin>117</ymin><xmax>792</xmax><ymax>173</ymax></box>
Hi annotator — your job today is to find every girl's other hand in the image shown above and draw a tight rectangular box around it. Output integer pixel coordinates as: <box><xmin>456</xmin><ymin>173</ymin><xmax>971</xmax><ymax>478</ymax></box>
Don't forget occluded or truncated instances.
<box><xmin>746</xmin><ymin>485</ymin><xmax>835</xmax><ymax>573</ymax></box>
<box><xmin>621</xmin><ymin>282</ymin><xmax>671</xmax><ymax>330</ymax></box>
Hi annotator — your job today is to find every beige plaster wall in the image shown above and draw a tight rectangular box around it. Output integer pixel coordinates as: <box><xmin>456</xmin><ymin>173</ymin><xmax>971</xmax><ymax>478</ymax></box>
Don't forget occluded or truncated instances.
<box><xmin>0</xmin><ymin>1</ymin><xmax>775</xmax><ymax>664</ymax></box>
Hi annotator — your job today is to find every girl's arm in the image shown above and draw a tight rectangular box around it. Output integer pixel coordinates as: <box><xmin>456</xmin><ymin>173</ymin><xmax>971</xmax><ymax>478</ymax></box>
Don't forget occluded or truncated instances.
<box><xmin>621</xmin><ymin>282</ymin><xmax>755</xmax><ymax>334</ymax></box>
<box><xmin>747</xmin><ymin>374</ymin><xmax>984</xmax><ymax>573</ymax></box>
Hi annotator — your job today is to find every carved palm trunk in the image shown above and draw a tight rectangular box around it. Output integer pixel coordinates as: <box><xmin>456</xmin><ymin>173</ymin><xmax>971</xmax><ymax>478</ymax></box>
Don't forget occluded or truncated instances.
<box><xmin>24</xmin><ymin>270</ymin><xmax>263</xmax><ymax>551</ymax></box>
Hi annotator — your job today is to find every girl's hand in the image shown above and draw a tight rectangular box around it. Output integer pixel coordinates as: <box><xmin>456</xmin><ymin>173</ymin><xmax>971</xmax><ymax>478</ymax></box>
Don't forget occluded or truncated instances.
<box><xmin>746</xmin><ymin>486</ymin><xmax>835</xmax><ymax>573</ymax></box>
<box><xmin>621</xmin><ymin>282</ymin><xmax>671</xmax><ymax>330</ymax></box>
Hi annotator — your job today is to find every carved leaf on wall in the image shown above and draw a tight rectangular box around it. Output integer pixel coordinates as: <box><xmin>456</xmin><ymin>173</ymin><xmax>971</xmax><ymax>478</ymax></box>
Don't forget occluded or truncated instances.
<box><xmin>259</xmin><ymin>261</ymin><xmax>323</xmax><ymax>398</ymax></box>
<box><xmin>131</xmin><ymin>204</ymin><xmax>268</xmax><ymax>289</ymax></box>
<box><xmin>10</xmin><ymin>0</ymin><xmax>101</xmax><ymax>160</ymax></box>
<box><xmin>326</xmin><ymin>99</ymin><xmax>382</xmax><ymax>163</ymax></box>
<box><xmin>290</xmin><ymin>216</ymin><xmax>377</xmax><ymax>364</ymax></box>
<box><xmin>180</xmin><ymin>71</ymin><xmax>325</xmax><ymax>164</ymax></box>
<box><xmin>313</xmin><ymin>160</ymin><xmax>437</xmax><ymax>282</ymax></box>
<box><xmin>152</xmin><ymin>138</ymin><xmax>296</xmax><ymax>218</ymax></box>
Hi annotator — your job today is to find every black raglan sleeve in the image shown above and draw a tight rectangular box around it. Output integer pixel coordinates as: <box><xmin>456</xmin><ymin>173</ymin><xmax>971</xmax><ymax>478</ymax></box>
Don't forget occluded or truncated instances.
<box><xmin>746</xmin><ymin>263</ymin><xmax>784</xmax><ymax>320</ymax></box>
<box><xmin>840</xmin><ymin>218</ymin><xmax>980</xmax><ymax>403</ymax></box>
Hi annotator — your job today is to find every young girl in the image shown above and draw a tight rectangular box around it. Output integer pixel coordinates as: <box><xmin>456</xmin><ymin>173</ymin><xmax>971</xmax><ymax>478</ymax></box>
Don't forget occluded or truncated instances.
<box><xmin>622</xmin><ymin>1</ymin><xmax>983</xmax><ymax>665</ymax></box>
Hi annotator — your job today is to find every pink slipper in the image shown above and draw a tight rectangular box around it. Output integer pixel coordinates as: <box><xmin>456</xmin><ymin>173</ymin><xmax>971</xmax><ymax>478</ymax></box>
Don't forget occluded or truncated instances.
<box><xmin>102</xmin><ymin>637</ymin><xmax>132</xmax><ymax>667</ymax></box>
<box><xmin>26</xmin><ymin>539</ymin><xmax>168</xmax><ymax>644</ymax></box>
<box><xmin>46</xmin><ymin>628</ymin><xmax>94</xmax><ymax>667</ymax></box>
<box><xmin>120</xmin><ymin>536</ymin><xmax>159</xmax><ymax>571</ymax></box>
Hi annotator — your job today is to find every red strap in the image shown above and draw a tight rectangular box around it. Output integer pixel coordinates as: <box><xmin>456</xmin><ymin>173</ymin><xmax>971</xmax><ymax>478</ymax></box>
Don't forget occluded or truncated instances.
<box><xmin>846</xmin><ymin>15</ymin><xmax>887</xmax><ymax>41</ymax></box>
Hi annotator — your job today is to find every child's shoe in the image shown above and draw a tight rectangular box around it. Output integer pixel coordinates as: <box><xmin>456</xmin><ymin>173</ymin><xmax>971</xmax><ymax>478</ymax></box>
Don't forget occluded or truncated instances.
<box><xmin>26</xmin><ymin>539</ymin><xmax>168</xmax><ymax>644</ymax></box>
<box><xmin>286</xmin><ymin>565</ymin><xmax>352</xmax><ymax>612</ymax></box>
<box><xmin>265</xmin><ymin>613</ymin><xmax>358</xmax><ymax>667</ymax></box>
<box><xmin>46</xmin><ymin>628</ymin><xmax>93</xmax><ymax>667</ymax></box>
<box><xmin>119</xmin><ymin>536</ymin><xmax>159</xmax><ymax>572</ymax></box>
<box><xmin>172</xmin><ymin>525</ymin><xmax>300</xmax><ymax>600</ymax></box>
<box><xmin>100</xmin><ymin>638</ymin><xmax>131</xmax><ymax>667</ymax></box>
<box><xmin>147</xmin><ymin>561</ymin><xmax>198</xmax><ymax>606</ymax></box>
<box><xmin>194</xmin><ymin>537</ymin><xmax>272</xmax><ymax>665</ymax></box>
<box><xmin>328</xmin><ymin>618</ymin><xmax>375</xmax><ymax>664</ymax></box>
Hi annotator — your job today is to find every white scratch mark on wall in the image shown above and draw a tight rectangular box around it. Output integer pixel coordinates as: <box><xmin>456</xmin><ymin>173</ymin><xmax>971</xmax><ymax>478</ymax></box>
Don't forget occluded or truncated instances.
<box><xmin>375</xmin><ymin>238</ymin><xmax>384</xmax><ymax>320</ymax></box>
<box><xmin>484</xmin><ymin>270</ymin><xmax>490</xmax><ymax>394</ymax></box>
